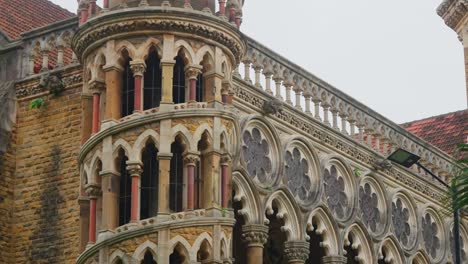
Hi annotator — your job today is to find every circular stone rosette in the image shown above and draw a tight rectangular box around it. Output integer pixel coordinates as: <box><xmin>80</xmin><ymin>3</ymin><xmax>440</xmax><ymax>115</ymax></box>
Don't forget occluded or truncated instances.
<box><xmin>390</xmin><ymin>191</ymin><xmax>419</xmax><ymax>252</ymax></box>
<box><xmin>321</xmin><ymin>155</ymin><xmax>357</xmax><ymax>222</ymax></box>
<box><xmin>358</xmin><ymin>175</ymin><xmax>389</xmax><ymax>238</ymax></box>
<box><xmin>282</xmin><ymin>137</ymin><xmax>320</xmax><ymax>207</ymax></box>
<box><xmin>420</xmin><ymin>207</ymin><xmax>446</xmax><ymax>262</ymax></box>
<box><xmin>240</xmin><ymin>116</ymin><xmax>282</xmax><ymax>188</ymax></box>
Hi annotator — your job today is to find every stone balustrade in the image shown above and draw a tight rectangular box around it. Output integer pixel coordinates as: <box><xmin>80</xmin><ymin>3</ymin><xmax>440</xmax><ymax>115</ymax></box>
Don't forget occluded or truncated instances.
<box><xmin>79</xmin><ymin>0</ymin><xmax>243</xmax><ymax>28</ymax></box>
<box><xmin>238</xmin><ymin>35</ymin><xmax>456</xmax><ymax>184</ymax></box>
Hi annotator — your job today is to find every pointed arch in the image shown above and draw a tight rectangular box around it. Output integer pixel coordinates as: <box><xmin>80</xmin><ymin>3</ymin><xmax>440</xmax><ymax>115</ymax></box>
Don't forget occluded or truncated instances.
<box><xmin>195</xmin><ymin>45</ymin><xmax>215</xmax><ymax>66</ymax></box>
<box><xmin>410</xmin><ymin>250</ymin><xmax>431</xmax><ymax>264</ymax></box>
<box><xmin>174</xmin><ymin>40</ymin><xmax>195</xmax><ymax>65</ymax></box>
<box><xmin>90</xmin><ymin>150</ymin><xmax>103</xmax><ymax>184</ymax></box>
<box><xmin>110</xmin><ymin>249</ymin><xmax>128</xmax><ymax>264</ymax></box>
<box><xmin>133</xmin><ymin>240</ymin><xmax>158</xmax><ymax>262</ymax></box>
<box><xmin>378</xmin><ymin>236</ymin><xmax>405</xmax><ymax>264</ymax></box>
<box><xmin>169</xmin><ymin>236</ymin><xmax>191</xmax><ymax>263</ymax></box>
<box><xmin>192</xmin><ymin>123</ymin><xmax>213</xmax><ymax>150</ymax></box>
<box><xmin>115</xmin><ymin>40</ymin><xmax>136</xmax><ymax>60</ymax></box>
<box><xmin>171</xmin><ymin>124</ymin><xmax>192</xmax><ymax>151</ymax></box>
<box><xmin>220</xmin><ymin>232</ymin><xmax>229</xmax><ymax>260</ymax></box>
<box><xmin>133</xmin><ymin>129</ymin><xmax>161</xmax><ymax>159</ymax></box>
<box><xmin>343</xmin><ymin>222</ymin><xmax>375</xmax><ymax>263</ymax></box>
<box><xmin>191</xmin><ymin>232</ymin><xmax>213</xmax><ymax>261</ymax></box>
<box><xmin>137</xmin><ymin>37</ymin><xmax>163</xmax><ymax>60</ymax></box>
<box><xmin>232</xmin><ymin>171</ymin><xmax>262</xmax><ymax>224</ymax></box>
<box><xmin>265</xmin><ymin>190</ymin><xmax>303</xmax><ymax>240</ymax></box>
<box><xmin>113</xmin><ymin>138</ymin><xmax>134</xmax><ymax>161</ymax></box>
<box><xmin>306</xmin><ymin>206</ymin><xmax>340</xmax><ymax>256</ymax></box>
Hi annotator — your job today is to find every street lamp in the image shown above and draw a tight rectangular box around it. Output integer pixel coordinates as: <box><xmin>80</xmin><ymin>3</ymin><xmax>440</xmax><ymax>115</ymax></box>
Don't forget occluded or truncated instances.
<box><xmin>387</xmin><ymin>148</ymin><xmax>462</xmax><ymax>264</ymax></box>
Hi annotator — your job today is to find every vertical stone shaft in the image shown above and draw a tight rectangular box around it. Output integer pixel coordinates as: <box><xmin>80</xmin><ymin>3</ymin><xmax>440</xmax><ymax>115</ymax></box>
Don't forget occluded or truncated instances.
<box><xmin>81</xmin><ymin>94</ymin><xmax>93</xmax><ymax>144</ymax></box>
<box><xmin>158</xmin><ymin>155</ymin><xmax>171</xmax><ymax>214</ymax></box>
<box><xmin>92</xmin><ymin>92</ymin><xmax>100</xmax><ymax>134</ymax></box>
<box><xmin>104</xmin><ymin>66</ymin><xmax>123</xmax><ymax>120</ymax></box>
<box><xmin>221</xmin><ymin>161</ymin><xmax>229</xmax><ymax>208</ymax></box>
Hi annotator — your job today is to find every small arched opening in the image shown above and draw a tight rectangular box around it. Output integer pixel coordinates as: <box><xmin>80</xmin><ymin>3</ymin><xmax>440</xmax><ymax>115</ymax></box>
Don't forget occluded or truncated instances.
<box><xmin>143</xmin><ymin>47</ymin><xmax>162</xmax><ymax>110</ymax></box>
<box><xmin>140</xmin><ymin>141</ymin><xmax>159</xmax><ymax>219</ymax></box>
<box><xmin>264</xmin><ymin>204</ymin><xmax>287</xmax><ymax>264</ymax></box>
<box><xmin>170</xmin><ymin>136</ymin><xmax>186</xmax><ymax>212</ymax></box>
<box><xmin>121</xmin><ymin>49</ymin><xmax>135</xmax><ymax>117</ymax></box>
<box><xmin>117</xmin><ymin>148</ymin><xmax>131</xmax><ymax>226</ymax></box>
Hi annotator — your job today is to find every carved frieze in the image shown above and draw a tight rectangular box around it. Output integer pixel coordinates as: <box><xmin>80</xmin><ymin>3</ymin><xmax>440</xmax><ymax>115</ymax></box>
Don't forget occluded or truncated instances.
<box><xmin>16</xmin><ymin>73</ymin><xmax>83</xmax><ymax>98</ymax></box>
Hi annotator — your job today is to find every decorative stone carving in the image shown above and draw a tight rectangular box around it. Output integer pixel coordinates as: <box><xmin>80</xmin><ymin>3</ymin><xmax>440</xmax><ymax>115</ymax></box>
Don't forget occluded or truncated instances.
<box><xmin>372</xmin><ymin>159</ymin><xmax>392</xmax><ymax>171</ymax></box>
<box><xmin>262</xmin><ymin>99</ymin><xmax>283</xmax><ymax>115</ymax></box>
<box><xmin>17</xmin><ymin>73</ymin><xmax>82</xmax><ymax>98</ymax></box>
<box><xmin>392</xmin><ymin>199</ymin><xmax>411</xmax><ymax>246</ymax></box>
<box><xmin>450</xmin><ymin>228</ymin><xmax>467</xmax><ymax>263</ymax></box>
<box><xmin>85</xmin><ymin>183</ymin><xmax>102</xmax><ymax>198</ymax></box>
<box><xmin>285</xmin><ymin>148</ymin><xmax>312</xmax><ymax>201</ymax></box>
<box><xmin>359</xmin><ymin>183</ymin><xmax>380</xmax><ymax>232</ymax></box>
<box><xmin>241</xmin><ymin>224</ymin><xmax>268</xmax><ymax>246</ymax></box>
<box><xmin>129</xmin><ymin>61</ymin><xmax>146</xmax><ymax>77</ymax></box>
<box><xmin>421</xmin><ymin>213</ymin><xmax>440</xmax><ymax>258</ymax></box>
<box><xmin>242</xmin><ymin>128</ymin><xmax>272</xmax><ymax>183</ymax></box>
<box><xmin>284</xmin><ymin>241</ymin><xmax>310</xmax><ymax>263</ymax></box>
<box><xmin>323</xmin><ymin>165</ymin><xmax>348</xmax><ymax>218</ymax></box>
<box><xmin>38</xmin><ymin>73</ymin><xmax>65</xmax><ymax>96</ymax></box>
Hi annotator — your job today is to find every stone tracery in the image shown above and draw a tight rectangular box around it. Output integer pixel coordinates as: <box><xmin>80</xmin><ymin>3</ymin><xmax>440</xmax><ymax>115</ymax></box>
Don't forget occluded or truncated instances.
<box><xmin>359</xmin><ymin>183</ymin><xmax>380</xmax><ymax>233</ymax></box>
<box><xmin>284</xmin><ymin>147</ymin><xmax>311</xmax><ymax>201</ymax></box>
<box><xmin>421</xmin><ymin>213</ymin><xmax>440</xmax><ymax>259</ymax></box>
<box><xmin>391</xmin><ymin>198</ymin><xmax>411</xmax><ymax>247</ymax></box>
<box><xmin>242</xmin><ymin>128</ymin><xmax>272</xmax><ymax>184</ymax></box>
<box><xmin>323</xmin><ymin>165</ymin><xmax>348</xmax><ymax>219</ymax></box>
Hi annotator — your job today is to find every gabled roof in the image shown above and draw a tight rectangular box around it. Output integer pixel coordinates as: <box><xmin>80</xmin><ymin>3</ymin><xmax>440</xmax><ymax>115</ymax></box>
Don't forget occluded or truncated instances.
<box><xmin>0</xmin><ymin>0</ymin><xmax>75</xmax><ymax>41</ymax></box>
<box><xmin>401</xmin><ymin>109</ymin><xmax>468</xmax><ymax>156</ymax></box>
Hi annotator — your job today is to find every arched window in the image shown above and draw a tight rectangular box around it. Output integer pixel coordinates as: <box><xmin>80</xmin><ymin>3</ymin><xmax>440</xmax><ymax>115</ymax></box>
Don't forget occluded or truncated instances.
<box><xmin>195</xmin><ymin>133</ymin><xmax>209</xmax><ymax>209</ymax></box>
<box><xmin>232</xmin><ymin>190</ymin><xmax>247</xmax><ymax>263</ymax></box>
<box><xmin>144</xmin><ymin>49</ymin><xmax>162</xmax><ymax>109</ymax></box>
<box><xmin>345</xmin><ymin>234</ymin><xmax>359</xmax><ymax>264</ymax></box>
<box><xmin>170</xmin><ymin>139</ymin><xmax>184</xmax><ymax>212</ymax></box>
<box><xmin>118</xmin><ymin>149</ymin><xmax>131</xmax><ymax>226</ymax></box>
<box><xmin>170</xmin><ymin>248</ymin><xmax>184</xmax><ymax>264</ymax></box>
<box><xmin>122</xmin><ymin>54</ymin><xmax>135</xmax><ymax>117</ymax></box>
<box><xmin>141</xmin><ymin>143</ymin><xmax>159</xmax><ymax>220</ymax></box>
<box><xmin>306</xmin><ymin>223</ymin><xmax>326</xmax><ymax>263</ymax></box>
<box><xmin>377</xmin><ymin>248</ymin><xmax>387</xmax><ymax>264</ymax></box>
<box><xmin>173</xmin><ymin>56</ymin><xmax>186</xmax><ymax>104</ymax></box>
<box><xmin>264</xmin><ymin>206</ymin><xmax>287</xmax><ymax>264</ymax></box>
<box><xmin>141</xmin><ymin>251</ymin><xmax>157</xmax><ymax>264</ymax></box>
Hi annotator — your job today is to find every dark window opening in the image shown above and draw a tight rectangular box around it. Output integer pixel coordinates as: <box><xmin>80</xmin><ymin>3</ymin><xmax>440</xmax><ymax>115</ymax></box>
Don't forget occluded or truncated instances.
<box><xmin>345</xmin><ymin>235</ymin><xmax>359</xmax><ymax>264</ymax></box>
<box><xmin>122</xmin><ymin>59</ymin><xmax>135</xmax><ymax>117</ymax></box>
<box><xmin>264</xmin><ymin>207</ymin><xmax>287</xmax><ymax>264</ymax></box>
<box><xmin>173</xmin><ymin>56</ymin><xmax>186</xmax><ymax>104</ymax></box>
<box><xmin>118</xmin><ymin>151</ymin><xmax>131</xmax><ymax>226</ymax></box>
<box><xmin>196</xmin><ymin>73</ymin><xmax>204</xmax><ymax>102</ymax></box>
<box><xmin>377</xmin><ymin>249</ymin><xmax>387</xmax><ymax>264</ymax></box>
<box><xmin>144</xmin><ymin>51</ymin><xmax>162</xmax><ymax>110</ymax></box>
<box><xmin>141</xmin><ymin>143</ymin><xmax>159</xmax><ymax>220</ymax></box>
<box><xmin>306</xmin><ymin>224</ymin><xmax>326</xmax><ymax>264</ymax></box>
<box><xmin>232</xmin><ymin>190</ymin><xmax>247</xmax><ymax>264</ymax></box>
<box><xmin>170</xmin><ymin>140</ymin><xmax>184</xmax><ymax>212</ymax></box>
<box><xmin>170</xmin><ymin>248</ymin><xmax>185</xmax><ymax>264</ymax></box>
<box><xmin>141</xmin><ymin>251</ymin><xmax>157</xmax><ymax>264</ymax></box>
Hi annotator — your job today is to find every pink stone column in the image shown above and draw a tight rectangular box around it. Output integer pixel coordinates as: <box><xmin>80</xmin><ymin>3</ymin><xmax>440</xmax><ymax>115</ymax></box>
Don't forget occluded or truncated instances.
<box><xmin>130</xmin><ymin>62</ymin><xmax>146</xmax><ymax>113</ymax></box>
<box><xmin>219</xmin><ymin>0</ymin><xmax>226</xmax><ymax>16</ymax></box>
<box><xmin>103</xmin><ymin>0</ymin><xmax>109</xmax><ymax>9</ymax></box>
<box><xmin>92</xmin><ymin>92</ymin><xmax>100</xmax><ymax>134</ymax></box>
<box><xmin>184</xmin><ymin>154</ymin><xmax>198</xmax><ymax>210</ymax></box>
<box><xmin>85</xmin><ymin>184</ymin><xmax>101</xmax><ymax>244</ymax></box>
<box><xmin>127</xmin><ymin>163</ymin><xmax>142</xmax><ymax>222</ymax></box>
<box><xmin>189</xmin><ymin>78</ymin><xmax>197</xmax><ymax>102</ymax></box>
<box><xmin>89</xmin><ymin>0</ymin><xmax>96</xmax><ymax>16</ymax></box>
<box><xmin>185</xmin><ymin>66</ymin><xmax>201</xmax><ymax>103</ymax></box>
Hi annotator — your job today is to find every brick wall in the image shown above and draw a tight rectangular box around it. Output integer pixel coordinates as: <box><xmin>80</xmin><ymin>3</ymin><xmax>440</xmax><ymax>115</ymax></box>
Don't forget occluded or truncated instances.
<box><xmin>11</xmin><ymin>85</ymin><xmax>82</xmax><ymax>263</ymax></box>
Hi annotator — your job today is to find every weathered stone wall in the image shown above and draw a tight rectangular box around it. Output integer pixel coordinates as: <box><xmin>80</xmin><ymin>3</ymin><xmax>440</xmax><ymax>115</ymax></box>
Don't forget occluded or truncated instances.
<box><xmin>11</xmin><ymin>85</ymin><xmax>82</xmax><ymax>263</ymax></box>
<box><xmin>0</xmin><ymin>126</ymin><xmax>16</xmax><ymax>263</ymax></box>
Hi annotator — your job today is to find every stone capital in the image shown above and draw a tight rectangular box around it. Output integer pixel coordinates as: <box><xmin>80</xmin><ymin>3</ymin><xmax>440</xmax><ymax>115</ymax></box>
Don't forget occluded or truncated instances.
<box><xmin>126</xmin><ymin>161</ymin><xmax>143</xmax><ymax>176</ymax></box>
<box><xmin>88</xmin><ymin>79</ymin><xmax>106</xmax><ymax>92</ymax></box>
<box><xmin>85</xmin><ymin>183</ymin><xmax>102</xmax><ymax>199</ymax></box>
<box><xmin>185</xmin><ymin>65</ymin><xmax>203</xmax><ymax>80</ymax></box>
<box><xmin>221</xmin><ymin>154</ymin><xmax>232</xmax><ymax>165</ymax></box>
<box><xmin>241</xmin><ymin>224</ymin><xmax>268</xmax><ymax>246</ymax></box>
<box><xmin>284</xmin><ymin>241</ymin><xmax>310</xmax><ymax>263</ymax></box>
<box><xmin>103</xmin><ymin>64</ymin><xmax>124</xmax><ymax>73</ymax></box>
<box><xmin>130</xmin><ymin>61</ymin><xmax>146</xmax><ymax>77</ymax></box>
<box><xmin>183</xmin><ymin>152</ymin><xmax>200</xmax><ymax>165</ymax></box>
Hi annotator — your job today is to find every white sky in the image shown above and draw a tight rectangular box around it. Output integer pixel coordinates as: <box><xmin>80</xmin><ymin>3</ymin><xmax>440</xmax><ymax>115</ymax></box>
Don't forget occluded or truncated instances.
<box><xmin>53</xmin><ymin>0</ymin><xmax>466</xmax><ymax>123</ymax></box>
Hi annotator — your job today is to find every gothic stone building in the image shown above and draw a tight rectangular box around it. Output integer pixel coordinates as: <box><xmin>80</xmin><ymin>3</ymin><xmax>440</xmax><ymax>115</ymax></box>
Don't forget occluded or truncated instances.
<box><xmin>0</xmin><ymin>0</ymin><xmax>467</xmax><ymax>263</ymax></box>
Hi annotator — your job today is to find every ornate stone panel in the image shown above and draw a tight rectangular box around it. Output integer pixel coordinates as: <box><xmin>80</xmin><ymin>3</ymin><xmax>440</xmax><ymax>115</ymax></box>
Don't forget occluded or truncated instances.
<box><xmin>242</xmin><ymin>127</ymin><xmax>272</xmax><ymax>184</ymax></box>
<box><xmin>359</xmin><ymin>183</ymin><xmax>380</xmax><ymax>233</ymax></box>
<box><xmin>391</xmin><ymin>194</ymin><xmax>417</xmax><ymax>251</ymax></box>
<box><xmin>323</xmin><ymin>164</ymin><xmax>349</xmax><ymax>219</ymax></box>
<box><xmin>421</xmin><ymin>212</ymin><xmax>441</xmax><ymax>260</ymax></box>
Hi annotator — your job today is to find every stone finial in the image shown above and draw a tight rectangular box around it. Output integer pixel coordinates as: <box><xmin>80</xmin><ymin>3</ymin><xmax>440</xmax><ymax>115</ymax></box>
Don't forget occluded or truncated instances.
<box><xmin>284</xmin><ymin>241</ymin><xmax>310</xmax><ymax>263</ymax></box>
<box><xmin>262</xmin><ymin>99</ymin><xmax>283</xmax><ymax>115</ymax></box>
<box><xmin>241</xmin><ymin>224</ymin><xmax>269</xmax><ymax>246</ymax></box>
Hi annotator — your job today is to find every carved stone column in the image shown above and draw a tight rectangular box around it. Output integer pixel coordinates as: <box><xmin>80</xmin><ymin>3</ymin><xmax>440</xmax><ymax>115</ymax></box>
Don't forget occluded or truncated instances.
<box><xmin>322</xmin><ymin>256</ymin><xmax>347</xmax><ymax>264</ymax></box>
<box><xmin>89</xmin><ymin>80</ymin><xmax>105</xmax><ymax>134</ymax></box>
<box><xmin>220</xmin><ymin>155</ymin><xmax>231</xmax><ymax>208</ymax></box>
<box><xmin>126</xmin><ymin>161</ymin><xmax>142</xmax><ymax>222</ymax></box>
<box><xmin>100</xmin><ymin>170</ymin><xmax>120</xmax><ymax>230</ymax></box>
<box><xmin>284</xmin><ymin>241</ymin><xmax>310</xmax><ymax>264</ymax></box>
<box><xmin>78</xmin><ymin>197</ymin><xmax>90</xmax><ymax>252</ymax></box>
<box><xmin>103</xmin><ymin>64</ymin><xmax>123</xmax><ymax>121</ymax></box>
<box><xmin>185</xmin><ymin>65</ymin><xmax>202</xmax><ymax>103</ymax></box>
<box><xmin>183</xmin><ymin>153</ymin><xmax>199</xmax><ymax>211</ymax></box>
<box><xmin>130</xmin><ymin>61</ymin><xmax>146</xmax><ymax>113</ymax></box>
<box><xmin>242</xmin><ymin>224</ymin><xmax>268</xmax><ymax>264</ymax></box>
<box><xmin>85</xmin><ymin>183</ymin><xmax>102</xmax><ymax>244</ymax></box>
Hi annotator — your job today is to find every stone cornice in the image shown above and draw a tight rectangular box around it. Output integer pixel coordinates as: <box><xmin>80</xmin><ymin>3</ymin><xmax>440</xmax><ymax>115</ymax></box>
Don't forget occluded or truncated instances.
<box><xmin>78</xmin><ymin>109</ymin><xmax>238</xmax><ymax>163</ymax></box>
<box><xmin>72</xmin><ymin>7</ymin><xmax>246</xmax><ymax>64</ymax></box>
<box><xmin>232</xmin><ymin>78</ymin><xmax>448</xmax><ymax>203</ymax></box>
<box><xmin>437</xmin><ymin>0</ymin><xmax>468</xmax><ymax>31</ymax></box>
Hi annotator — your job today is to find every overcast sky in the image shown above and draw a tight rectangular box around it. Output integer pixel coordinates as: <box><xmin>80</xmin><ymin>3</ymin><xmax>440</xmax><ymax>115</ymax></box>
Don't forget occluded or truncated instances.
<box><xmin>53</xmin><ymin>0</ymin><xmax>466</xmax><ymax>123</ymax></box>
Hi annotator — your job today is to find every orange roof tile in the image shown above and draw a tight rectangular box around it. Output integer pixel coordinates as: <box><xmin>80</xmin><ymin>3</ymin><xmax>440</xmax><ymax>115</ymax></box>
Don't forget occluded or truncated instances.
<box><xmin>401</xmin><ymin>109</ymin><xmax>468</xmax><ymax>156</ymax></box>
<box><xmin>0</xmin><ymin>0</ymin><xmax>75</xmax><ymax>41</ymax></box>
